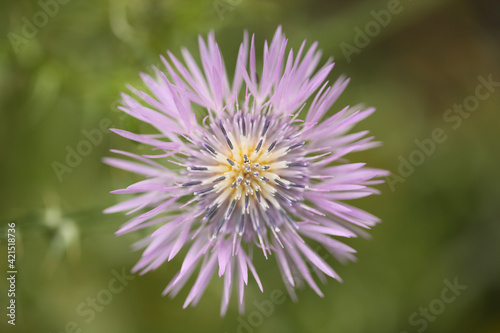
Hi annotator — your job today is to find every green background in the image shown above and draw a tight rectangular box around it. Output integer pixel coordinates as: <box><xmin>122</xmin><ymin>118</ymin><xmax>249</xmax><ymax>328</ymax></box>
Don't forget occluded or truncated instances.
<box><xmin>1</xmin><ymin>0</ymin><xmax>499</xmax><ymax>332</ymax></box>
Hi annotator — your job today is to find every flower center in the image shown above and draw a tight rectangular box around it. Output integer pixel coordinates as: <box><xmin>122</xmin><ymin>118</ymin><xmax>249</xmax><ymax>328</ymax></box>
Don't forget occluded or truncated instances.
<box><xmin>181</xmin><ymin>115</ymin><xmax>308</xmax><ymax>239</ymax></box>
<box><xmin>212</xmin><ymin>137</ymin><xmax>290</xmax><ymax>212</ymax></box>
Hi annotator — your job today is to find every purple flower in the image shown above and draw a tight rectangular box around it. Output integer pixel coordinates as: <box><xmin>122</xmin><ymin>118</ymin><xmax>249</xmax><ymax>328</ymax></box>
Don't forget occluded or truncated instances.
<box><xmin>104</xmin><ymin>26</ymin><xmax>388</xmax><ymax>315</ymax></box>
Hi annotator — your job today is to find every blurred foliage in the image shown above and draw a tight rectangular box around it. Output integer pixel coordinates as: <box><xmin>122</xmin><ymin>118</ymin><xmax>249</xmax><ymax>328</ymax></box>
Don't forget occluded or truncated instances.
<box><xmin>1</xmin><ymin>0</ymin><xmax>500</xmax><ymax>332</ymax></box>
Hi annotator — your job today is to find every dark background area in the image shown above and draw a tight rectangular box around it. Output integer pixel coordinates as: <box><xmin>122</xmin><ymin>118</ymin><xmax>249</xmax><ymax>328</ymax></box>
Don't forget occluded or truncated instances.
<box><xmin>1</xmin><ymin>0</ymin><xmax>499</xmax><ymax>332</ymax></box>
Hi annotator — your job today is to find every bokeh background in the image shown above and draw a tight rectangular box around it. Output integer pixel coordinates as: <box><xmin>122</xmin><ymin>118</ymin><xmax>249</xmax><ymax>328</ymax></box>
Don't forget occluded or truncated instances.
<box><xmin>1</xmin><ymin>0</ymin><xmax>500</xmax><ymax>332</ymax></box>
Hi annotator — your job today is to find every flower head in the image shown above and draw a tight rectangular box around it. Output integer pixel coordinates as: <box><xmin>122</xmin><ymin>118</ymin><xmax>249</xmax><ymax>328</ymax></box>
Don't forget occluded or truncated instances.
<box><xmin>105</xmin><ymin>26</ymin><xmax>388</xmax><ymax>315</ymax></box>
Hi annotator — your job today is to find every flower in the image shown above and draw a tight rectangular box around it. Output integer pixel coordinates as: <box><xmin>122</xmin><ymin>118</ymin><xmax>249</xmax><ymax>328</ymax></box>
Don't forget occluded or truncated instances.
<box><xmin>104</xmin><ymin>26</ymin><xmax>388</xmax><ymax>315</ymax></box>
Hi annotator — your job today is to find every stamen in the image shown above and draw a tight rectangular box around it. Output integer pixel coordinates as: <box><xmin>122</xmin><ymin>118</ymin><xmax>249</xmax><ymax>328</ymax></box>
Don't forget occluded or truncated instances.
<box><xmin>287</xmin><ymin>141</ymin><xmax>305</xmax><ymax>151</ymax></box>
<box><xmin>225</xmin><ymin>136</ymin><xmax>234</xmax><ymax>150</ymax></box>
<box><xmin>255</xmin><ymin>190</ymin><xmax>261</xmax><ymax>202</ymax></box>
<box><xmin>204</xmin><ymin>144</ymin><xmax>216</xmax><ymax>155</ymax></box>
<box><xmin>219</xmin><ymin>121</ymin><xmax>228</xmax><ymax>136</ymax></box>
<box><xmin>204</xmin><ymin>204</ymin><xmax>219</xmax><ymax>220</ymax></box>
<box><xmin>275</xmin><ymin>192</ymin><xmax>292</xmax><ymax>206</ymax></box>
<box><xmin>226</xmin><ymin>199</ymin><xmax>237</xmax><ymax>219</ymax></box>
<box><xmin>212</xmin><ymin>176</ymin><xmax>226</xmax><ymax>183</ymax></box>
<box><xmin>238</xmin><ymin>214</ymin><xmax>245</xmax><ymax>236</ymax></box>
<box><xmin>261</xmin><ymin>119</ymin><xmax>270</xmax><ymax>136</ymax></box>
<box><xmin>181</xmin><ymin>181</ymin><xmax>202</xmax><ymax>187</ymax></box>
<box><xmin>212</xmin><ymin>218</ymin><xmax>226</xmax><ymax>238</ymax></box>
<box><xmin>219</xmin><ymin>121</ymin><xmax>234</xmax><ymax>150</ymax></box>
<box><xmin>194</xmin><ymin>186</ymin><xmax>214</xmax><ymax>195</ymax></box>
<box><xmin>275</xmin><ymin>179</ymin><xmax>290</xmax><ymax>189</ymax></box>
<box><xmin>241</xmin><ymin>116</ymin><xmax>246</xmax><ymax>136</ymax></box>
<box><xmin>265</xmin><ymin>211</ymin><xmax>280</xmax><ymax>232</ymax></box>
<box><xmin>287</xmin><ymin>161</ymin><xmax>308</xmax><ymax>167</ymax></box>
<box><xmin>188</xmin><ymin>166</ymin><xmax>208</xmax><ymax>171</ymax></box>
<box><xmin>252</xmin><ymin>213</ymin><xmax>268</xmax><ymax>259</ymax></box>
<box><xmin>255</xmin><ymin>139</ymin><xmax>263</xmax><ymax>152</ymax></box>
<box><xmin>186</xmin><ymin>115</ymin><xmax>311</xmax><ymax>244</ymax></box>
<box><xmin>267</xmin><ymin>140</ymin><xmax>277</xmax><ymax>152</ymax></box>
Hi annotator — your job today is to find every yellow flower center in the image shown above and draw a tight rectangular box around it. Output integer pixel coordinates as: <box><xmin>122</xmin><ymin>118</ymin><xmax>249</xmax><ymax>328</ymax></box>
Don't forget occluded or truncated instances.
<box><xmin>209</xmin><ymin>137</ymin><xmax>290</xmax><ymax>212</ymax></box>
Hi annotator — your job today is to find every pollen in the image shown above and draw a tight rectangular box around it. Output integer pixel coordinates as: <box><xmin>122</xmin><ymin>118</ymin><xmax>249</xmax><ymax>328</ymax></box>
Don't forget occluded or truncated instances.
<box><xmin>181</xmin><ymin>114</ymin><xmax>309</xmax><ymax>240</ymax></box>
<box><xmin>218</xmin><ymin>141</ymin><xmax>287</xmax><ymax>211</ymax></box>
